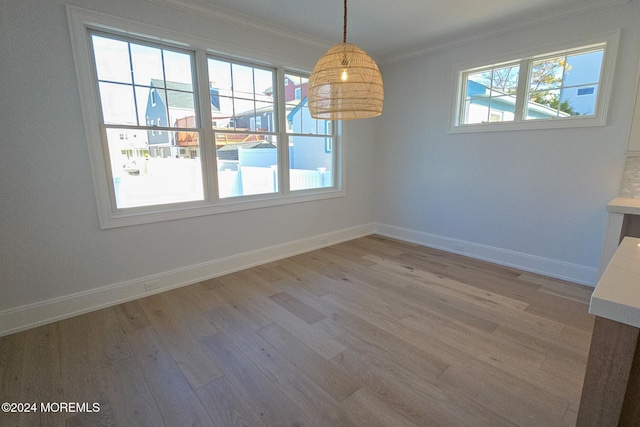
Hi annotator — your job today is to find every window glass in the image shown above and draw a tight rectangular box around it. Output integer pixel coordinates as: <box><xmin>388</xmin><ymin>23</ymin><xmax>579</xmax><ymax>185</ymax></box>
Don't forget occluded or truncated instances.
<box><xmin>91</xmin><ymin>33</ymin><xmax>204</xmax><ymax>209</ymax></box>
<box><xmin>130</xmin><ymin>44</ymin><xmax>164</xmax><ymax>87</ymax></box>
<box><xmin>564</xmin><ymin>51</ymin><xmax>604</xmax><ymax>86</ymax></box>
<box><xmin>285</xmin><ymin>73</ymin><xmax>335</xmax><ymax>191</ymax></box>
<box><xmin>208</xmin><ymin>57</ymin><xmax>278</xmax><ymax>198</ymax></box>
<box><xmin>215</xmin><ymin>135</ymin><xmax>279</xmax><ymax>198</ymax></box>
<box><xmin>98</xmin><ymin>82</ymin><xmax>138</xmax><ymax>125</ymax></box>
<box><xmin>463</xmin><ymin>64</ymin><xmax>519</xmax><ymax>124</ymax></box>
<box><xmin>526</xmin><ymin>56</ymin><xmax>571</xmax><ymax>119</ymax></box>
<box><xmin>284</xmin><ymin>74</ymin><xmax>331</xmax><ymax>134</ymax></box>
<box><xmin>525</xmin><ymin>49</ymin><xmax>603</xmax><ymax>119</ymax></box>
<box><xmin>455</xmin><ymin>41</ymin><xmax>610</xmax><ymax>130</ymax></box>
<box><xmin>92</xmin><ymin>36</ymin><xmax>131</xmax><ymax>84</ymax></box>
<box><xmin>289</xmin><ymin>136</ymin><xmax>334</xmax><ymax>191</ymax></box>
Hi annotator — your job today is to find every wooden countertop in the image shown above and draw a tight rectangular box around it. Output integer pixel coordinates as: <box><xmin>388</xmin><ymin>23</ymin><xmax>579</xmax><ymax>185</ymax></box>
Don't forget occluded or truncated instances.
<box><xmin>607</xmin><ymin>197</ymin><xmax>640</xmax><ymax>215</ymax></box>
<box><xmin>590</xmin><ymin>236</ymin><xmax>640</xmax><ymax>327</ymax></box>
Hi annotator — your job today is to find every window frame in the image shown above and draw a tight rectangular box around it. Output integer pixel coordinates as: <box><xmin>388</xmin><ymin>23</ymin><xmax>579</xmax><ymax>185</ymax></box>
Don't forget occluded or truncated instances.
<box><xmin>67</xmin><ymin>6</ymin><xmax>344</xmax><ymax>229</ymax></box>
<box><xmin>449</xmin><ymin>30</ymin><xmax>620</xmax><ymax>133</ymax></box>
<box><xmin>282</xmin><ymin>71</ymin><xmax>338</xmax><ymax>194</ymax></box>
<box><xmin>90</xmin><ymin>30</ymin><xmax>207</xmax><ymax>211</ymax></box>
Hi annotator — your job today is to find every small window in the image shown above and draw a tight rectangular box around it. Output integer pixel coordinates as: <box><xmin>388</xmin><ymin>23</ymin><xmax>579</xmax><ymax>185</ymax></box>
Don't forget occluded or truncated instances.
<box><xmin>577</xmin><ymin>87</ymin><xmax>595</xmax><ymax>96</ymax></box>
<box><xmin>452</xmin><ymin>32</ymin><xmax>618</xmax><ymax>132</ymax></box>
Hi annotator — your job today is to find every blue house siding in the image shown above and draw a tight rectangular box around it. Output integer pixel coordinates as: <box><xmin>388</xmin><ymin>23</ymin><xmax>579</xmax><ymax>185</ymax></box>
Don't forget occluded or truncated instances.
<box><xmin>144</xmin><ymin>80</ymin><xmax>221</xmax><ymax>155</ymax></box>
<box><xmin>146</xmin><ymin>84</ymin><xmax>171</xmax><ymax>147</ymax></box>
<box><xmin>287</xmin><ymin>97</ymin><xmax>332</xmax><ymax>171</ymax></box>
<box><xmin>465</xmin><ymin>80</ymin><xmax>566</xmax><ymax>121</ymax></box>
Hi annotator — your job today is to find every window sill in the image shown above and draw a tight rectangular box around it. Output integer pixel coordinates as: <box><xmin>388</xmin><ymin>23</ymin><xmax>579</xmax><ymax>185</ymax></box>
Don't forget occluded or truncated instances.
<box><xmin>99</xmin><ymin>188</ymin><xmax>346</xmax><ymax>229</ymax></box>
<box><xmin>448</xmin><ymin>114</ymin><xmax>607</xmax><ymax>134</ymax></box>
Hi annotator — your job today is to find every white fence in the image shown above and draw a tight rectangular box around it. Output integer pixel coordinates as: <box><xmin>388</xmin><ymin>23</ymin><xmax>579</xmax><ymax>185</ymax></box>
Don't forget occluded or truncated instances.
<box><xmin>114</xmin><ymin>158</ymin><xmax>332</xmax><ymax>207</ymax></box>
<box><xmin>290</xmin><ymin>168</ymin><xmax>332</xmax><ymax>191</ymax></box>
<box><xmin>114</xmin><ymin>158</ymin><xmax>203</xmax><ymax>208</ymax></box>
<box><xmin>218</xmin><ymin>166</ymin><xmax>332</xmax><ymax>198</ymax></box>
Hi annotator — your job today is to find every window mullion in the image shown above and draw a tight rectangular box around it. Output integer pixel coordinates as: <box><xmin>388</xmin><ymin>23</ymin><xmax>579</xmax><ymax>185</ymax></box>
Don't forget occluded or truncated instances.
<box><xmin>514</xmin><ymin>59</ymin><xmax>529</xmax><ymax>122</ymax></box>
<box><xmin>276</xmin><ymin>67</ymin><xmax>289</xmax><ymax>195</ymax></box>
<box><xmin>196</xmin><ymin>49</ymin><xmax>218</xmax><ymax>203</ymax></box>
<box><xmin>458</xmin><ymin>71</ymin><xmax>469</xmax><ymax>126</ymax></box>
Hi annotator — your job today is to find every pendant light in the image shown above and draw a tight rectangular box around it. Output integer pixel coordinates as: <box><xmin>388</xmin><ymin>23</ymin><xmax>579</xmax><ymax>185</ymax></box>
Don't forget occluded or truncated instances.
<box><xmin>308</xmin><ymin>0</ymin><xmax>384</xmax><ymax>120</ymax></box>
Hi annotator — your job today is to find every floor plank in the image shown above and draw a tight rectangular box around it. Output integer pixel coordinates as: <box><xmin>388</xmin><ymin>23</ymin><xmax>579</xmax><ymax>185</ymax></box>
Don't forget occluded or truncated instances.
<box><xmin>102</xmin><ymin>357</ymin><xmax>166</xmax><ymax>427</ymax></box>
<box><xmin>257</xmin><ymin>322</ymin><xmax>361</xmax><ymax>402</ymax></box>
<box><xmin>196</xmin><ymin>376</ymin><xmax>269</xmax><ymax>427</ymax></box>
<box><xmin>0</xmin><ymin>332</ymin><xmax>24</xmax><ymax>427</ymax></box>
<box><xmin>137</xmin><ymin>293</ymin><xmax>223</xmax><ymax>390</ymax></box>
<box><xmin>19</xmin><ymin>324</ymin><xmax>66</xmax><ymax>427</ymax></box>
<box><xmin>269</xmin><ymin>291</ymin><xmax>326</xmax><ymax>325</ymax></box>
<box><xmin>111</xmin><ymin>300</ymin><xmax>151</xmax><ymax>334</ymax></box>
<box><xmin>205</xmin><ymin>304</ymin><xmax>345</xmax><ymax>426</ymax></box>
<box><xmin>126</xmin><ymin>326</ymin><xmax>213</xmax><ymax>426</ymax></box>
<box><xmin>199</xmin><ymin>331</ymin><xmax>317</xmax><ymax>426</ymax></box>
<box><xmin>338</xmin><ymin>388</ymin><xmax>419</xmax><ymax>427</ymax></box>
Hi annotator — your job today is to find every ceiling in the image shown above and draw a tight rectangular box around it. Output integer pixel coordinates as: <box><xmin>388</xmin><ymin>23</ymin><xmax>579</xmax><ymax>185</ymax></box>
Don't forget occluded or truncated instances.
<box><xmin>170</xmin><ymin>0</ymin><xmax>628</xmax><ymax>62</ymax></box>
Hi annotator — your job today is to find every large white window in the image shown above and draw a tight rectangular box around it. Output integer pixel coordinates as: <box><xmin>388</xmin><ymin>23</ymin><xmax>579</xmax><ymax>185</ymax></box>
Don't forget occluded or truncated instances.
<box><xmin>91</xmin><ymin>33</ymin><xmax>204</xmax><ymax>209</ymax></box>
<box><xmin>451</xmin><ymin>31</ymin><xmax>619</xmax><ymax>132</ymax></box>
<box><xmin>67</xmin><ymin>7</ymin><xmax>343</xmax><ymax>228</ymax></box>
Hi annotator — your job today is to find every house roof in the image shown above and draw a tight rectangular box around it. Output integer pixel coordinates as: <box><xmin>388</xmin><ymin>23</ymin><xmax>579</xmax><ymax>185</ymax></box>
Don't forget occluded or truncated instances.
<box><xmin>287</xmin><ymin>96</ymin><xmax>307</xmax><ymax>122</ymax></box>
<box><xmin>217</xmin><ymin>141</ymin><xmax>275</xmax><ymax>151</ymax></box>
<box><xmin>150</xmin><ymin>79</ymin><xmax>194</xmax><ymax>110</ymax></box>
<box><xmin>150</xmin><ymin>79</ymin><xmax>220</xmax><ymax>111</ymax></box>
<box><xmin>467</xmin><ymin>80</ymin><xmax>570</xmax><ymax>118</ymax></box>
<box><xmin>216</xmin><ymin>140</ymin><xmax>277</xmax><ymax>161</ymax></box>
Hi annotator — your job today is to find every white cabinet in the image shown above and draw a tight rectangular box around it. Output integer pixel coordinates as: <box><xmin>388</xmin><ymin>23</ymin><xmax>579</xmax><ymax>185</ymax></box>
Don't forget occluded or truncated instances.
<box><xmin>629</xmin><ymin>66</ymin><xmax>640</xmax><ymax>152</ymax></box>
<box><xmin>598</xmin><ymin>198</ymin><xmax>640</xmax><ymax>278</ymax></box>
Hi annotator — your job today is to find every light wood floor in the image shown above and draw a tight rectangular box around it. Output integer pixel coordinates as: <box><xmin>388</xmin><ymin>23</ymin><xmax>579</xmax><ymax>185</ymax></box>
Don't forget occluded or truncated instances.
<box><xmin>0</xmin><ymin>235</ymin><xmax>595</xmax><ymax>426</ymax></box>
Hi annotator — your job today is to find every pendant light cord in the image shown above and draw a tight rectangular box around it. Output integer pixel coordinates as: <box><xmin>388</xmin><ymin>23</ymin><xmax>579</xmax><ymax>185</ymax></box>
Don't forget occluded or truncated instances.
<box><xmin>343</xmin><ymin>0</ymin><xmax>348</xmax><ymax>43</ymax></box>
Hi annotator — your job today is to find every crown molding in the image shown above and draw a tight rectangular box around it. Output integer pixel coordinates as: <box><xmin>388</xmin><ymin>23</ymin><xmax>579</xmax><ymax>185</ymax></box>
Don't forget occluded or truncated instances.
<box><xmin>379</xmin><ymin>0</ymin><xmax>631</xmax><ymax>64</ymax></box>
<box><xmin>145</xmin><ymin>0</ymin><xmax>630</xmax><ymax>65</ymax></box>
<box><xmin>146</xmin><ymin>0</ymin><xmax>332</xmax><ymax>51</ymax></box>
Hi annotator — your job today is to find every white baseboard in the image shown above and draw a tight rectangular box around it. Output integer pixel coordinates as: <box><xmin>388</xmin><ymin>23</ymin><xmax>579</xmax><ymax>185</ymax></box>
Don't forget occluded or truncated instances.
<box><xmin>1</xmin><ymin>222</ymin><xmax>597</xmax><ymax>337</ymax></box>
<box><xmin>374</xmin><ymin>223</ymin><xmax>598</xmax><ymax>287</ymax></box>
<box><xmin>0</xmin><ymin>223</ymin><xmax>375</xmax><ymax>337</ymax></box>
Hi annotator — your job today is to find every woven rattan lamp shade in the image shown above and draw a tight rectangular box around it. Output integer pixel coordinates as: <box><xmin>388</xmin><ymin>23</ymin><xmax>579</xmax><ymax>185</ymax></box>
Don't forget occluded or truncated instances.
<box><xmin>308</xmin><ymin>42</ymin><xmax>384</xmax><ymax>120</ymax></box>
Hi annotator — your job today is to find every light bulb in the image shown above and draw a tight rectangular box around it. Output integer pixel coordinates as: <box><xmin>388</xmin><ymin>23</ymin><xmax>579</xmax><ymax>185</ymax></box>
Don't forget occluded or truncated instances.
<box><xmin>340</xmin><ymin>69</ymin><xmax>349</xmax><ymax>82</ymax></box>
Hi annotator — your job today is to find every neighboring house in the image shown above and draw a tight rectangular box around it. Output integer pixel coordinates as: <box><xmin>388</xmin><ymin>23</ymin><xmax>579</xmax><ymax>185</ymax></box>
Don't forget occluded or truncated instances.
<box><xmin>263</xmin><ymin>76</ymin><xmax>308</xmax><ymax>102</ymax></box>
<box><xmin>145</xmin><ymin>79</ymin><xmax>220</xmax><ymax>158</ymax></box>
<box><xmin>107</xmin><ymin>128</ymin><xmax>150</xmax><ymax>176</ymax></box>
<box><xmin>230</xmin><ymin>103</ymin><xmax>276</xmax><ymax>133</ymax></box>
<box><xmin>229</xmin><ymin>93</ymin><xmax>332</xmax><ymax>171</ymax></box>
<box><xmin>465</xmin><ymin>80</ymin><xmax>570</xmax><ymax>123</ymax></box>
<box><xmin>287</xmin><ymin>96</ymin><xmax>333</xmax><ymax>171</ymax></box>
<box><xmin>232</xmin><ymin>76</ymin><xmax>308</xmax><ymax>132</ymax></box>
<box><xmin>216</xmin><ymin>141</ymin><xmax>278</xmax><ymax>171</ymax></box>
<box><xmin>283</xmin><ymin>75</ymin><xmax>307</xmax><ymax>102</ymax></box>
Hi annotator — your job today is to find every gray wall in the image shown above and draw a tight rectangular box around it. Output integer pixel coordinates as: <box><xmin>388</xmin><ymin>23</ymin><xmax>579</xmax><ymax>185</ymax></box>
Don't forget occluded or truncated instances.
<box><xmin>375</xmin><ymin>1</ymin><xmax>640</xmax><ymax>283</ymax></box>
<box><xmin>0</xmin><ymin>0</ymin><xmax>376</xmax><ymax>314</ymax></box>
